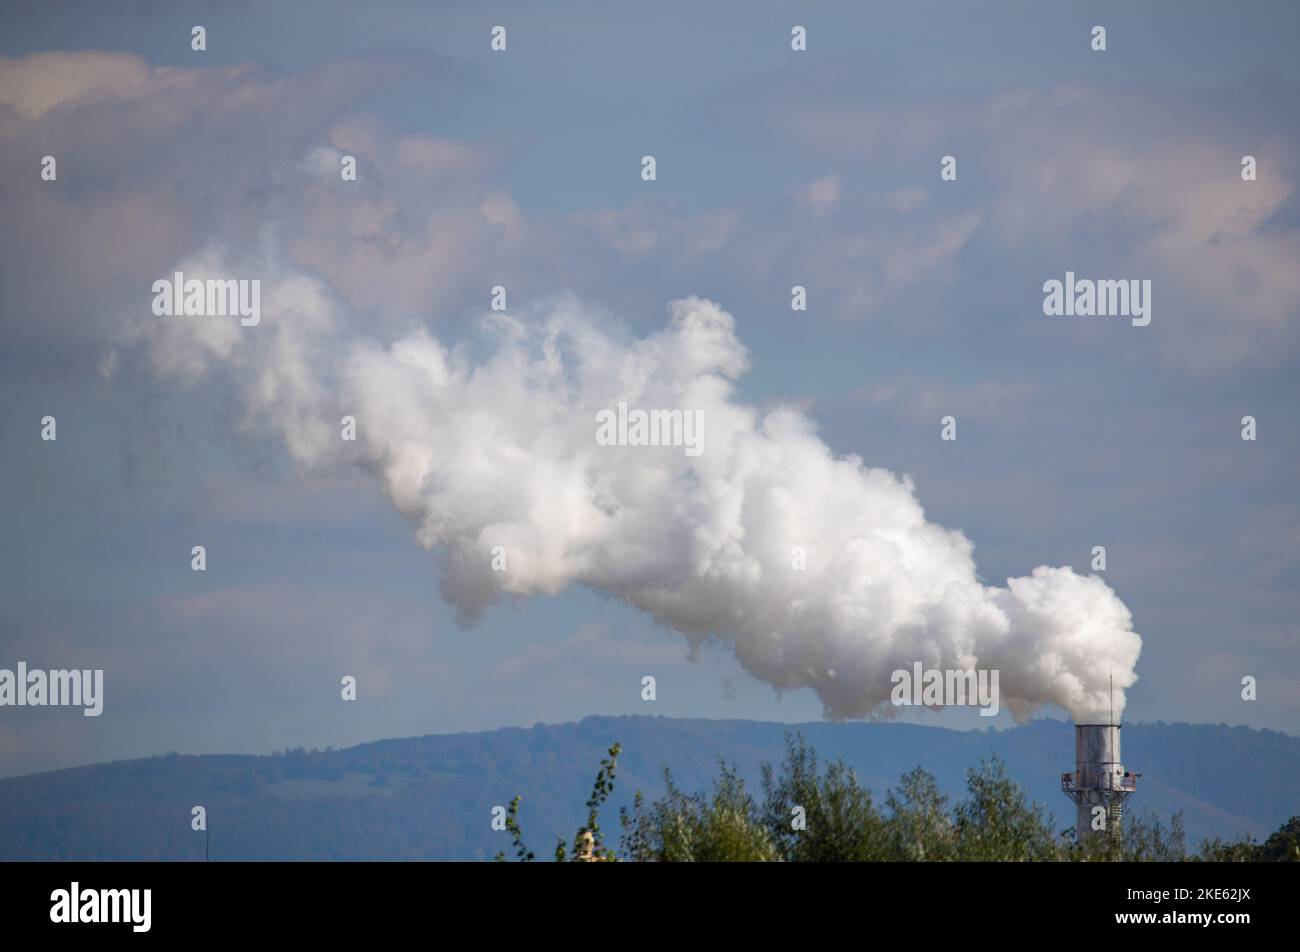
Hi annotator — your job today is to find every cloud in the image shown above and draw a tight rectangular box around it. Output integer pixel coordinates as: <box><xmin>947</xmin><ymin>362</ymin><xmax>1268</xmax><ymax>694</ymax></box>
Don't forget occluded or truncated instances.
<box><xmin>771</xmin><ymin>82</ymin><xmax>1300</xmax><ymax>368</ymax></box>
<box><xmin>0</xmin><ymin>50</ymin><xmax>535</xmax><ymax>361</ymax></box>
<box><xmin>886</xmin><ymin>187</ymin><xmax>928</xmax><ymax>214</ymax></box>
<box><xmin>795</xmin><ymin>174</ymin><xmax>842</xmax><ymax>214</ymax></box>
<box><xmin>492</xmin><ymin>622</ymin><xmax>685</xmax><ymax>680</ymax></box>
<box><xmin>123</xmin><ymin>255</ymin><xmax>1141</xmax><ymax>722</ymax></box>
<box><xmin>804</xmin><ymin>210</ymin><xmax>983</xmax><ymax>319</ymax></box>
<box><xmin>569</xmin><ymin>203</ymin><xmax>740</xmax><ymax>258</ymax></box>
<box><xmin>186</xmin><ymin>469</ymin><xmax>380</xmax><ymax>527</ymax></box>
<box><xmin>857</xmin><ymin>379</ymin><xmax>1038</xmax><ymax>428</ymax></box>
<box><xmin>979</xmin><ymin>87</ymin><xmax>1300</xmax><ymax>371</ymax></box>
<box><xmin>150</xmin><ymin>582</ymin><xmax>432</xmax><ymax>700</ymax></box>
<box><xmin>0</xmin><ymin>51</ymin><xmax>183</xmax><ymax>118</ymax></box>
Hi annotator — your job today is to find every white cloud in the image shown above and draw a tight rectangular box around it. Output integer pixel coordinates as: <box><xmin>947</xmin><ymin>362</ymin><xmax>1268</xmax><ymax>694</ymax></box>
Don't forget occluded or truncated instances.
<box><xmin>130</xmin><ymin>264</ymin><xmax>1141</xmax><ymax>722</ymax></box>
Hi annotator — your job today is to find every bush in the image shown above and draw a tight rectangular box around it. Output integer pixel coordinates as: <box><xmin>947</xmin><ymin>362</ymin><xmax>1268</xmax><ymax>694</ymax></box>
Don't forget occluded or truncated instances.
<box><xmin>494</xmin><ymin>733</ymin><xmax>1282</xmax><ymax>863</ymax></box>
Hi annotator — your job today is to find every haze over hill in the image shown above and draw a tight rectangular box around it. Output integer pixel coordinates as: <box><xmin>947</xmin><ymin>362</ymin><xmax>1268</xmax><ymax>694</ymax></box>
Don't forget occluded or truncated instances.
<box><xmin>1</xmin><ymin>716</ymin><xmax>1295</xmax><ymax>860</ymax></box>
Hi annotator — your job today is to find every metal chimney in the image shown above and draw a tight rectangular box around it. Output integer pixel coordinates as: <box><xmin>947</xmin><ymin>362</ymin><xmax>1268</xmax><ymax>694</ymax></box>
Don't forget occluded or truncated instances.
<box><xmin>1061</xmin><ymin>723</ymin><xmax>1138</xmax><ymax>844</ymax></box>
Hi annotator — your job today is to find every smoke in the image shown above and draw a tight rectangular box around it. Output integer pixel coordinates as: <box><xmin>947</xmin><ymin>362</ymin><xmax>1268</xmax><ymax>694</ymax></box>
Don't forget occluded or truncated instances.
<box><xmin>126</xmin><ymin>249</ymin><xmax>1141</xmax><ymax>722</ymax></box>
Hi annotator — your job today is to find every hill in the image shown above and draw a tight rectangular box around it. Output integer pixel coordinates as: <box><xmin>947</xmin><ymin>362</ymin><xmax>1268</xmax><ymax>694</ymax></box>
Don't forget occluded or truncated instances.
<box><xmin>1</xmin><ymin>716</ymin><xmax>1295</xmax><ymax>860</ymax></box>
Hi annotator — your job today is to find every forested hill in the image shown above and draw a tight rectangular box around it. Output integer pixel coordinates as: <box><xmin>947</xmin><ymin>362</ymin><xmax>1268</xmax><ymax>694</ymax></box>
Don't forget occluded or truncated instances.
<box><xmin>1</xmin><ymin>716</ymin><xmax>1295</xmax><ymax>860</ymax></box>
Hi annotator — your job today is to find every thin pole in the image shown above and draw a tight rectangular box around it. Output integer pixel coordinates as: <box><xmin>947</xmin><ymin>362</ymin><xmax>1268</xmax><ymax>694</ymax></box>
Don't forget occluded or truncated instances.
<box><xmin>206</xmin><ymin>826</ymin><xmax>210</xmax><ymax>862</ymax></box>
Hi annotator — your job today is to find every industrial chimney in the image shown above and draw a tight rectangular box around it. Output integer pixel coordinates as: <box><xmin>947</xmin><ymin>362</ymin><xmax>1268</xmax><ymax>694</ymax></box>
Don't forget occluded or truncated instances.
<box><xmin>1061</xmin><ymin>722</ymin><xmax>1139</xmax><ymax>844</ymax></box>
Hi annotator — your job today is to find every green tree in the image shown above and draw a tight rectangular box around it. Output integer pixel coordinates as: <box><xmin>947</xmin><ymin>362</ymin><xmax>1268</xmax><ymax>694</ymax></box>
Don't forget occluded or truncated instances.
<box><xmin>562</xmin><ymin>743</ymin><xmax>621</xmax><ymax>862</ymax></box>
<box><xmin>1117</xmin><ymin>811</ymin><xmax>1186</xmax><ymax>862</ymax></box>
<box><xmin>760</xmin><ymin>733</ymin><xmax>888</xmax><ymax>861</ymax></box>
<box><xmin>1257</xmin><ymin>815</ymin><xmax>1300</xmax><ymax>862</ymax></box>
<box><xmin>952</xmin><ymin>757</ymin><xmax>1063</xmax><ymax>861</ymax></box>
<box><xmin>884</xmin><ymin>767</ymin><xmax>956</xmax><ymax>861</ymax></box>
<box><xmin>1199</xmin><ymin>815</ymin><xmax>1300</xmax><ymax>862</ymax></box>
<box><xmin>495</xmin><ymin>739</ymin><xmax>1276</xmax><ymax>864</ymax></box>
<box><xmin>621</xmin><ymin>763</ymin><xmax>778</xmax><ymax>861</ymax></box>
<box><xmin>496</xmin><ymin>743</ymin><xmax>622</xmax><ymax>862</ymax></box>
<box><xmin>492</xmin><ymin>795</ymin><xmax>533</xmax><ymax>862</ymax></box>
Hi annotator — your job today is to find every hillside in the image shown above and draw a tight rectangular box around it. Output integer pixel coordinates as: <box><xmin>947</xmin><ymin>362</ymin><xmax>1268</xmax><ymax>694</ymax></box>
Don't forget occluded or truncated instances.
<box><xmin>1</xmin><ymin>717</ymin><xmax>1295</xmax><ymax>860</ymax></box>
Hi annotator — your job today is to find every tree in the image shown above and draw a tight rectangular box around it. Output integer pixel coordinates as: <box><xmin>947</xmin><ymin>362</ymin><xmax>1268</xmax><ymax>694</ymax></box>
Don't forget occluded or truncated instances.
<box><xmin>621</xmin><ymin>764</ymin><xmax>778</xmax><ymax>862</ymax></box>
<box><xmin>952</xmin><ymin>758</ymin><xmax>1062</xmax><ymax>861</ymax></box>
<box><xmin>884</xmin><ymin>767</ymin><xmax>956</xmax><ymax>861</ymax></box>
<box><xmin>1257</xmin><ymin>815</ymin><xmax>1300</xmax><ymax>862</ymax></box>
<box><xmin>1198</xmin><ymin>815</ymin><xmax>1300</xmax><ymax>862</ymax></box>
<box><xmin>760</xmin><ymin>733</ymin><xmax>888</xmax><ymax>861</ymax></box>
<box><xmin>497</xmin><ymin>738</ymin><xmax>1272</xmax><ymax>864</ymax></box>
<box><xmin>492</xmin><ymin>795</ymin><xmax>533</xmax><ymax>862</ymax></box>
<box><xmin>563</xmin><ymin>743</ymin><xmax>621</xmax><ymax>862</ymax></box>
<box><xmin>495</xmin><ymin>743</ymin><xmax>621</xmax><ymax>862</ymax></box>
<box><xmin>1115</xmin><ymin>811</ymin><xmax>1186</xmax><ymax>862</ymax></box>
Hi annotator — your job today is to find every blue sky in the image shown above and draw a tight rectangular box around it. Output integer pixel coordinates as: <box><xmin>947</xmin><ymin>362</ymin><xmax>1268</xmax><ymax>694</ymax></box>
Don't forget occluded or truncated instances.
<box><xmin>1</xmin><ymin>1</ymin><xmax>1298</xmax><ymax>778</ymax></box>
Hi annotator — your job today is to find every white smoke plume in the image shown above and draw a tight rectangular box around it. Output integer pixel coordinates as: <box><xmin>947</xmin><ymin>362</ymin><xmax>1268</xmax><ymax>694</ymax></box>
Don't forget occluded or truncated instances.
<box><xmin>127</xmin><ymin>249</ymin><xmax>1141</xmax><ymax>723</ymax></box>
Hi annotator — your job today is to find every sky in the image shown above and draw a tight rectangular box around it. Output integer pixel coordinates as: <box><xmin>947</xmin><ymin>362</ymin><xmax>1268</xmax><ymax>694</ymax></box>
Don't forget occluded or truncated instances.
<box><xmin>1</xmin><ymin>0</ymin><xmax>1298</xmax><ymax>779</ymax></box>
